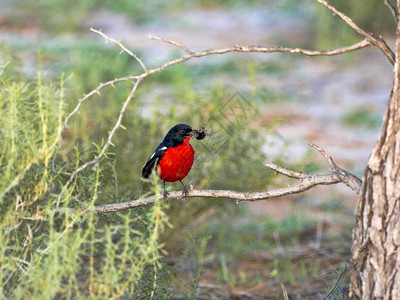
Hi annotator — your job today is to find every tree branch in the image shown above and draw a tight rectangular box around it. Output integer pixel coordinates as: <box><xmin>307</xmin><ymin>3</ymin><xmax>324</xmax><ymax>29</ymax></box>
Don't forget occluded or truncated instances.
<box><xmin>384</xmin><ymin>0</ymin><xmax>398</xmax><ymax>24</ymax></box>
<box><xmin>56</xmin><ymin>79</ymin><xmax>142</xmax><ymax>207</ymax></box>
<box><xmin>149</xmin><ymin>34</ymin><xmax>193</xmax><ymax>54</ymax></box>
<box><xmin>150</xmin><ymin>34</ymin><xmax>371</xmax><ymax>57</ymax></box>
<box><xmin>63</xmin><ymin>144</ymin><xmax>361</xmax><ymax>215</ymax></box>
<box><xmin>56</xmin><ymin>29</ymin><xmax>368</xmax><ymax>206</ymax></box>
<box><xmin>61</xmin><ymin>76</ymin><xmax>134</xmax><ymax>131</ymax></box>
<box><xmin>317</xmin><ymin>0</ymin><xmax>395</xmax><ymax>65</ymax></box>
<box><xmin>307</xmin><ymin>142</ymin><xmax>363</xmax><ymax>194</ymax></box>
<box><xmin>90</xmin><ymin>28</ymin><xmax>148</xmax><ymax>73</ymax></box>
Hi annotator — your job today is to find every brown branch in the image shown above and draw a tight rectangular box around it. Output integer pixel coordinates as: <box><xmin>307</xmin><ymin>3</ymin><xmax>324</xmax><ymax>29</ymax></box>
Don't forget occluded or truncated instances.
<box><xmin>62</xmin><ymin>143</ymin><xmax>361</xmax><ymax>215</ymax></box>
<box><xmin>384</xmin><ymin>0</ymin><xmax>398</xmax><ymax>23</ymax></box>
<box><xmin>266</xmin><ymin>162</ymin><xmax>307</xmax><ymax>179</ymax></box>
<box><xmin>61</xmin><ymin>76</ymin><xmax>134</xmax><ymax>131</ymax></box>
<box><xmin>90</xmin><ymin>28</ymin><xmax>148</xmax><ymax>73</ymax></box>
<box><xmin>317</xmin><ymin>0</ymin><xmax>395</xmax><ymax>65</ymax></box>
<box><xmin>308</xmin><ymin>142</ymin><xmax>363</xmax><ymax>194</ymax></box>
<box><xmin>152</xmin><ymin>36</ymin><xmax>371</xmax><ymax>58</ymax></box>
<box><xmin>149</xmin><ymin>34</ymin><xmax>193</xmax><ymax>54</ymax></box>
<box><xmin>56</xmin><ymin>79</ymin><xmax>142</xmax><ymax>207</ymax></box>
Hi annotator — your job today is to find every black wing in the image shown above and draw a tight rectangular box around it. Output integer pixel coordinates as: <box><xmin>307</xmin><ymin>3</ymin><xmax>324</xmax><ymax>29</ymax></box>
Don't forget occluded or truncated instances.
<box><xmin>141</xmin><ymin>143</ymin><xmax>168</xmax><ymax>178</ymax></box>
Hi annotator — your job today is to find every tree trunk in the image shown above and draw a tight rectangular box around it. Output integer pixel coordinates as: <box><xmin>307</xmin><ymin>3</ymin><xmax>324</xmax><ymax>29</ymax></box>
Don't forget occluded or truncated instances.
<box><xmin>351</xmin><ymin>6</ymin><xmax>400</xmax><ymax>299</ymax></box>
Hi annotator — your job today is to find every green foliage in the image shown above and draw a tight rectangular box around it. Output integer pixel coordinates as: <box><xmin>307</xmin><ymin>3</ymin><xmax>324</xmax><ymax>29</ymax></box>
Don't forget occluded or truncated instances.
<box><xmin>0</xmin><ymin>50</ymin><xmax>172</xmax><ymax>298</ymax></box>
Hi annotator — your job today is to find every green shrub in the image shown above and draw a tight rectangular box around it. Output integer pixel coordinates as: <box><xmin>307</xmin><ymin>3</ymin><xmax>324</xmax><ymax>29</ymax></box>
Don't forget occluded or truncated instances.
<box><xmin>0</xmin><ymin>51</ymin><xmax>172</xmax><ymax>298</ymax></box>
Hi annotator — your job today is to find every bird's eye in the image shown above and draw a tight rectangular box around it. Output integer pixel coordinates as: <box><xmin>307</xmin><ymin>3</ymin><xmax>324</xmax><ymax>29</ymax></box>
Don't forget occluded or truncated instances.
<box><xmin>179</xmin><ymin>130</ymin><xmax>185</xmax><ymax>135</ymax></box>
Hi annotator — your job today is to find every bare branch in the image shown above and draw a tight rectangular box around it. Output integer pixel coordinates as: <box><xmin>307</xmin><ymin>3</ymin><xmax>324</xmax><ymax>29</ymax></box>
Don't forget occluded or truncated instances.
<box><xmin>308</xmin><ymin>142</ymin><xmax>363</xmax><ymax>194</ymax></box>
<box><xmin>56</xmin><ymin>79</ymin><xmax>142</xmax><ymax>207</ymax></box>
<box><xmin>384</xmin><ymin>0</ymin><xmax>398</xmax><ymax>23</ymax></box>
<box><xmin>90</xmin><ymin>28</ymin><xmax>148</xmax><ymax>73</ymax></box>
<box><xmin>61</xmin><ymin>144</ymin><xmax>361</xmax><ymax>214</ymax></box>
<box><xmin>266</xmin><ymin>162</ymin><xmax>307</xmax><ymax>179</ymax></box>
<box><xmin>317</xmin><ymin>0</ymin><xmax>395</xmax><ymax>65</ymax></box>
<box><xmin>61</xmin><ymin>76</ymin><xmax>134</xmax><ymax>131</ymax></box>
<box><xmin>151</xmin><ymin>35</ymin><xmax>371</xmax><ymax>58</ymax></box>
<box><xmin>149</xmin><ymin>34</ymin><xmax>193</xmax><ymax>54</ymax></box>
<box><xmin>88</xmin><ymin>182</ymin><xmax>337</xmax><ymax>214</ymax></box>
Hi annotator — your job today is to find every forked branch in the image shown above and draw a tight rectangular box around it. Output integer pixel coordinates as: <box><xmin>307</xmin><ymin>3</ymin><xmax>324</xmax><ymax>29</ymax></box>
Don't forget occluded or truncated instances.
<box><xmin>317</xmin><ymin>0</ymin><xmax>395</xmax><ymax>65</ymax></box>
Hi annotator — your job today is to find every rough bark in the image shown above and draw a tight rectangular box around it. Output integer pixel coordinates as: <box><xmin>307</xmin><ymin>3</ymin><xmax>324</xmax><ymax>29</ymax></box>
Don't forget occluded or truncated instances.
<box><xmin>351</xmin><ymin>6</ymin><xmax>400</xmax><ymax>298</ymax></box>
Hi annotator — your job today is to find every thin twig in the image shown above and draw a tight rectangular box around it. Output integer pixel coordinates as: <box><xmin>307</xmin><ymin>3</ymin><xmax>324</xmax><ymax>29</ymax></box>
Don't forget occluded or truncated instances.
<box><xmin>266</xmin><ymin>162</ymin><xmax>307</xmax><ymax>179</ymax></box>
<box><xmin>324</xmin><ymin>265</ymin><xmax>348</xmax><ymax>300</ymax></box>
<box><xmin>61</xmin><ymin>76</ymin><xmax>134</xmax><ymax>131</ymax></box>
<box><xmin>317</xmin><ymin>0</ymin><xmax>395</xmax><ymax>65</ymax></box>
<box><xmin>56</xmin><ymin>79</ymin><xmax>142</xmax><ymax>207</ymax></box>
<box><xmin>90</xmin><ymin>28</ymin><xmax>148</xmax><ymax>73</ymax></box>
<box><xmin>308</xmin><ymin>142</ymin><xmax>362</xmax><ymax>194</ymax></box>
<box><xmin>383</xmin><ymin>0</ymin><xmax>398</xmax><ymax>23</ymax></box>
<box><xmin>149</xmin><ymin>34</ymin><xmax>193</xmax><ymax>54</ymax></box>
<box><xmin>153</xmin><ymin>36</ymin><xmax>371</xmax><ymax>58</ymax></box>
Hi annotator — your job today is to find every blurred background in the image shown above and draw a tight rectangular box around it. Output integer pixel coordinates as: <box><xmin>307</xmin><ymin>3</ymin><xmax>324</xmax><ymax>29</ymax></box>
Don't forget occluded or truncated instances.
<box><xmin>0</xmin><ymin>0</ymin><xmax>395</xmax><ymax>298</ymax></box>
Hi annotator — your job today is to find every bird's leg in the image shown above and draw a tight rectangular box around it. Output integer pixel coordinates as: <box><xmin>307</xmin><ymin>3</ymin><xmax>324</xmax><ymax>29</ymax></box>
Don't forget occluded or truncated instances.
<box><xmin>180</xmin><ymin>180</ymin><xmax>189</xmax><ymax>198</ymax></box>
<box><xmin>163</xmin><ymin>181</ymin><xmax>169</xmax><ymax>201</ymax></box>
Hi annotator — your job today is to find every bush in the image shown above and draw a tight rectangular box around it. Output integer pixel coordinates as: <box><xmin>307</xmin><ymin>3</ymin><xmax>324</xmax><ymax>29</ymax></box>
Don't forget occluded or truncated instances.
<box><xmin>0</xmin><ymin>49</ymin><xmax>171</xmax><ymax>298</ymax></box>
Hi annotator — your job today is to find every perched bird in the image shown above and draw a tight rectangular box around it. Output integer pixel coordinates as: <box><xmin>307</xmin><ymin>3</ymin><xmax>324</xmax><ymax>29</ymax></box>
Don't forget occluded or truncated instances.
<box><xmin>142</xmin><ymin>124</ymin><xmax>206</xmax><ymax>199</ymax></box>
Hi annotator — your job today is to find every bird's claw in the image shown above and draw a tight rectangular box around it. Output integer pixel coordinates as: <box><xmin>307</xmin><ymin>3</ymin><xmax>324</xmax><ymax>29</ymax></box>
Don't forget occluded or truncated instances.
<box><xmin>182</xmin><ymin>186</ymin><xmax>189</xmax><ymax>198</ymax></box>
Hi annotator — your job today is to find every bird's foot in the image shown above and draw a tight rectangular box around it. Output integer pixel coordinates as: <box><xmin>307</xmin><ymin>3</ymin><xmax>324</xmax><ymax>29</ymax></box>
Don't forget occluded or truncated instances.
<box><xmin>182</xmin><ymin>186</ymin><xmax>189</xmax><ymax>198</ymax></box>
<box><xmin>180</xmin><ymin>180</ymin><xmax>189</xmax><ymax>198</ymax></box>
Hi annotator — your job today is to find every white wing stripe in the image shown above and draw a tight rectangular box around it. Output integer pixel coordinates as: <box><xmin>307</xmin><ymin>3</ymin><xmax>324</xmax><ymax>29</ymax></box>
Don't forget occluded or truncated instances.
<box><xmin>149</xmin><ymin>146</ymin><xmax>167</xmax><ymax>161</ymax></box>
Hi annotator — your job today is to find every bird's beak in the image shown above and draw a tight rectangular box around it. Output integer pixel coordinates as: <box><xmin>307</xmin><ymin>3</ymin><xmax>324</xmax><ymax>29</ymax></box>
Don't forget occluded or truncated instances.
<box><xmin>187</xmin><ymin>129</ymin><xmax>198</xmax><ymax>137</ymax></box>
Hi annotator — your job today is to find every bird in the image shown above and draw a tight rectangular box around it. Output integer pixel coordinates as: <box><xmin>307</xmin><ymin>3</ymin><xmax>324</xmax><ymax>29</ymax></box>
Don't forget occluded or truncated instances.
<box><xmin>141</xmin><ymin>124</ymin><xmax>206</xmax><ymax>199</ymax></box>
